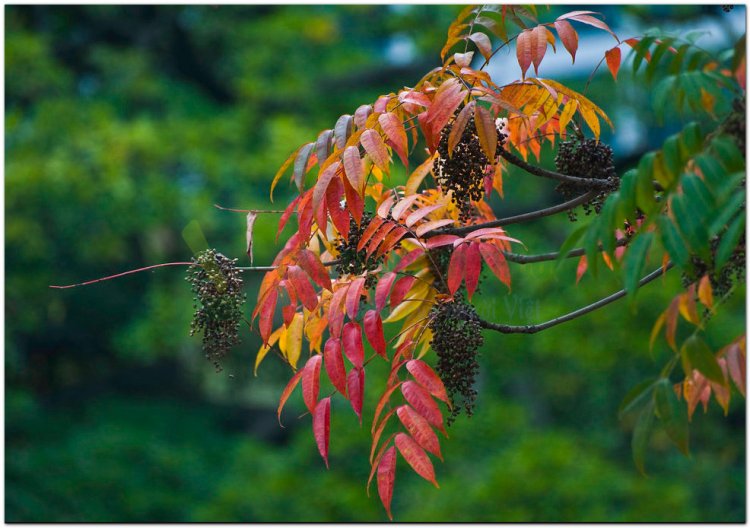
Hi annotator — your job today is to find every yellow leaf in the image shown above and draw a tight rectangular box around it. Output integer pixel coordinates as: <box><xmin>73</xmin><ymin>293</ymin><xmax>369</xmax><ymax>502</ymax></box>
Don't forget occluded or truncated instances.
<box><xmin>698</xmin><ymin>275</ymin><xmax>714</xmax><ymax>309</ymax></box>
<box><xmin>649</xmin><ymin>311</ymin><xmax>666</xmax><ymax>350</ymax></box>
<box><xmin>558</xmin><ymin>99</ymin><xmax>578</xmax><ymax>134</ymax></box>
<box><xmin>270</xmin><ymin>147</ymin><xmax>301</xmax><ymax>202</ymax></box>
<box><xmin>255</xmin><ymin>326</ymin><xmax>284</xmax><ymax>375</ymax></box>
<box><xmin>285</xmin><ymin>312</ymin><xmax>305</xmax><ymax>370</ymax></box>
<box><xmin>405</xmin><ymin>153</ymin><xmax>437</xmax><ymax>195</ymax></box>
<box><xmin>579</xmin><ymin>102</ymin><xmax>600</xmax><ymax>139</ymax></box>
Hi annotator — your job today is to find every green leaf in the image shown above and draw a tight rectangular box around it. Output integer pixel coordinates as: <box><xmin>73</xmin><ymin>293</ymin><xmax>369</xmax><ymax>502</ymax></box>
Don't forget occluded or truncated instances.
<box><xmin>711</xmin><ymin>135</ymin><xmax>745</xmax><ymax>172</ymax></box>
<box><xmin>661</xmin><ymin>134</ymin><xmax>684</xmax><ymax>185</ymax></box>
<box><xmin>636</xmin><ymin>152</ymin><xmax>657</xmax><ymax>214</ymax></box>
<box><xmin>555</xmin><ymin>222</ymin><xmax>589</xmax><ymax>267</ymax></box>
<box><xmin>671</xmin><ymin>193</ymin><xmax>710</xmax><ymax>260</ymax></box>
<box><xmin>694</xmin><ymin>153</ymin><xmax>725</xmax><ymax>192</ymax></box>
<box><xmin>583</xmin><ymin>217</ymin><xmax>602</xmax><ymax>277</ymax></box>
<box><xmin>681</xmin><ymin>335</ymin><xmax>724</xmax><ymax>384</ymax></box>
<box><xmin>631</xmin><ymin>36</ymin><xmax>656</xmax><ymax>74</ymax></box>
<box><xmin>632</xmin><ymin>400</ymin><xmax>655</xmax><ymax>476</ymax></box>
<box><xmin>599</xmin><ymin>193</ymin><xmax>621</xmax><ymax>257</ymax></box>
<box><xmin>708</xmin><ymin>191</ymin><xmax>745</xmax><ymax>237</ymax></box>
<box><xmin>679</xmin><ymin>122</ymin><xmax>704</xmax><ymax>154</ymax></box>
<box><xmin>656</xmin><ymin>216</ymin><xmax>689</xmax><ymax>269</ymax></box>
<box><xmin>715</xmin><ymin>213</ymin><xmax>745</xmax><ymax>270</ymax></box>
<box><xmin>654</xmin><ymin>379</ymin><xmax>689</xmax><ymax>456</ymax></box>
<box><xmin>618</xmin><ymin>378</ymin><xmax>657</xmax><ymax>419</ymax></box>
<box><xmin>681</xmin><ymin>173</ymin><xmax>714</xmax><ymax>215</ymax></box>
<box><xmin>618</xmin><ymin>169</ymin><xmax>638</xmax><ymax>223</ymax></box>
<box><xmin>623</xmin><ymin>232</ymin><xmax>653</xmax><ymax>296</ymax></box>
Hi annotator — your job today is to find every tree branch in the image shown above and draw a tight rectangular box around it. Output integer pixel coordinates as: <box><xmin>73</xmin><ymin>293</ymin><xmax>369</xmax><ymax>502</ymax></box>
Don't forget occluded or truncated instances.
<box><xmin>477</xmin><ymin>262</ymin><xmax>674</xmax><ymax>334</ymax></box>
<box><xmin>503</xmin><ymin>237</ymin><xmax>629</xmax><ymax>264</ymax></box>
<box><xmin>498</xmin><ymin>149</ymin><xmax>612</xmax><ymax>189</ymax></box>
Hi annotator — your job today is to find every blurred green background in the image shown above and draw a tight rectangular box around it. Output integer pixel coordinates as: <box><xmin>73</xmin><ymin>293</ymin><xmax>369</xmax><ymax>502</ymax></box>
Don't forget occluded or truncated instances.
<box><xmin>5</xmin><ymin>5</ymin><xmax>745</xmax><ymax>522</ymax></box>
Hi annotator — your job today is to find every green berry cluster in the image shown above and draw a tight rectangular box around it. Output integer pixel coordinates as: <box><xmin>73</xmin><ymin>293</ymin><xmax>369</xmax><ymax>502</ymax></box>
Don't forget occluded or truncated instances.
<box><xmin>554</xmin><ymin>138</ymin><xmax>619</xmax><ymax>221</ymax></box>
<box><xmin>434</xmin><ymin>113</ymin><xmax>507</xmax><ymax>222</ymax></box>
<box><xmin>186</xmin><ymin>249</ymin><xmax>246</xmax><ymax>371</ymax></box>
<box><xmin>335</xmin><ymin>212</ymin><xmax>387</xmax><ymax>287</ymax></box>
<box><xmin>429</xmin><ymin>296</ymin><xmax>484</xmax><ymax>425</ymax></box>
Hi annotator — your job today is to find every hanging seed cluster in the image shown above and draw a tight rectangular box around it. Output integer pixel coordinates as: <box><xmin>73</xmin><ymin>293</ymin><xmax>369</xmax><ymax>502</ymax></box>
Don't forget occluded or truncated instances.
<box><xmin>554</xmin><ymin>138</ymin><xmax>619</xmax><ymax>221</ymax></box>
<box><xmin>721</xmin><ymin>97</ymin><xmax>745</xmax><ymax>153</ymax></box>
<box><xmin>434</xmin><ymin>113</ymin><xmax>507</xmax><ymax>222</ymax></box>
<box><xmin>335</xmin><ymin>212</ymin><xmax>386</xmax><ymax>287</ymax></box>
<box><xmin>682</xmin><ymin>232</ymin><xmax>746</xmax><ymax>298</ymax></box>
<box><xmin>429</xmin><ymin>297</ymin><xmax>484</xmax><ymax>425</ymax></box>
<box><xmin>187</xmin><ymin>249</ymin><xmax>246</xmax><ymax>371</ymax></box>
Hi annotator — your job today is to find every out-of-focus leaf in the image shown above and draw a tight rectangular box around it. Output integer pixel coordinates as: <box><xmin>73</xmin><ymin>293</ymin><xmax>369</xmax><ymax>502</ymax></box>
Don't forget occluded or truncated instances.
<box><xmin>618</xmin><ymin>378</ymin><xmax>657</xmax><ymax>418</ymax></box>
<box><xmin>654</xmin><ymin>379</ymin><xmax>689</xmax><ymax>455</ymax></box>
<box><xmin>623</xmin><ymin>232</ymin><xmax>653</xmax><ymax>297</ymax></box>
<box><xmin>681</xmin><ymin>335</ymin><xmax>724</xmax><ymax>383</ymax></box>
<box><xmin>632</xmin><ymin>400</ymin><xmax>655</xmax><ymax>475</ymax></box>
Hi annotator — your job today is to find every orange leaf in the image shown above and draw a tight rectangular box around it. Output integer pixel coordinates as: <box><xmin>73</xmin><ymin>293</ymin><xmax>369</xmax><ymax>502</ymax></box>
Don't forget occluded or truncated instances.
<box><xmin>343</xmin><ymin>145</ymin><xmax>364</xmax><ymax>194</ymax></box>
<box><xmin>356</xmin><ymin>216</ymin><xmax>386</xmax><ymax>252</ymax></box>
<box><xmin>364</xmin><ymin>310</ymin><xmax>387</xmax><ymax>359</ymax></box>
<box><xmin>343</xmin><ymin>322</ymin><xmax>364</xmax><ymax>370</ymax></box>
<box><xmin>365</xmin><ymin>223</ymin><xmax>398</xmax><ymax>258</ymax></box>
<box><xmin>447</xmin><ymin>243</ymin><xmax>467</xmax><ymax>295</ymax></box>
<box><xmin>377</xmin><ymin>446</ymin><xmax>397</xmax><ymax>520</ymax></box>
<box><xmin>425</xmin><ymin>78</ymin><xmax>466</xmax><ymax>141</ymax></box>
<box><xmin>401</xmin><ymin>380</ymin><xmax>445</xmax><ymax>434</ymax></box>
<box><xmin>371</xmin><ymin>409</ymin><xmax>396</xmax><ymax>464</ymax></box>
<box><xmin>277</xmin><ymin>369</ymin><xmax>304</xmax><ymax>425</ymax></box>
<box><xmin>270</xmin><ymin>146</ymin><xmax>300</xmax><ymax>202</ymax></box>
<box><xmin>516</xmin><ymin>29</ymin><xmax>533</xmax><ymax>78</ymax></box>
<box><xmin>605</xmin><ymin>46</ymin><xmax>621</xmax><ymax>81</ymax></box>
<box><xmin>390</xmin><ymin>275</ymin><xmax>417</xmax><ymax>308</ymax></box>
<box><xmin>405</xmin><ymin>153</ymin><xmax>436</xmax><ymax>195</ymax></box>
<box><xmin>698</xmin><ymin>275</ymin><xmax>713</xmax><ymax>309</ymax></box>
<box><xmin>288</xmin><ymin>265</ymin><xmax>318</xmax><ymax>311</ymax></box>
<box><xmin>576</xmin><ymin>255</ymin><xmax>588</xmax><ymax>284</ymax></box>
<box><xmin>375</xmin><ymin>225</ymin><xmax>408</xmax><ymax>259</ymax></box>
<box><xmin>313</xmin><ymin>397</ymin><xmax>331</xmax><ymax>468</ymax></box>
<box><xmin>378</xmin><ymin>112</ymin><xmax>408</xmax><ymax>167</ymax></box>
<box><xmin>395</xmin><ymin>432</ymin><xmax>439</xmax><ymax>487</ymax></box>
<box><xmin>474</xmin><ymin>104</ymin><xmax>498</xmax><ymax>161</ymax></box>
<box><xmin>360</xmin><ymin>129</ymin><xmax>391</xmax><ymax>174</ymax></box>
<box><xmin>324</xmin><ymin>337</ymin><xmax>348</xmax><ymax>396</ymax></box>
<box><xmin>347</xmin><ymin>367</ymin><xmax>365</xmax><ymax>424</ymax></box>
<box><xmin>478</xmin><ymin>242</ymin><xmax>511</xmax><ymax>290</ymax></box>
<box><xmin>397</xmin><ymin>405</ymin><xmax>443</xmax><ymax>460</ymax></box>
<box><xmin>375</xmin><ymin>272</ymin><xmax>397</xmax><ymax>312</ymax></box>
<box><xmin>531</xmin><ymin>25</ymin><xmax>548</xmax><ymax>75</ymax></box>
<box><xmin>467</xmin><ymin>32</ymin><xmax>492</xmax><ymax>59</ymax></box>
<box><xmin>464</xmin><ymin>242</ymin><xmax>482</xmax><ymax>300</ymax></box>
<box><xmin>302</xmin><ymin>354</ymin><xmax>322</xmax><ymax>413</ymax></box>
<box><xmin>554</xmin><ymin>19</ymin><xmax>578</xmax><ymax>63</ymax></box>
<box><xmin>405</xmin><ymin>359</ymin><xmax>451</xmax><ymax>406</ymax></box>
<box><xmin>346</xmin><ymin>277</ymin><xmax>366</xmax><ymax>320</ymax></box>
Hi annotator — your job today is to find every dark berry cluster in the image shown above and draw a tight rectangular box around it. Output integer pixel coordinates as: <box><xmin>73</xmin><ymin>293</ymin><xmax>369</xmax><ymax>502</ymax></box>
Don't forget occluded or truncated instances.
<box><xmin>433</xmin><ymin>112</ymin><xmax>507</xmax><ymax>222</ymax></box>
<box><xmin>335</xmin><ymin>212</ymin><xmax>386</xmax><ymax>287</ymax></box>
<box><xmin>722</xmin><ymin>5</ymin><xmax>734</xmax><ymax>12</ymax></box>
<box><xmin>721</xmin><ymin>97</ymin><xmax>745</xmax><ymax>153</ymax></box>
<box><xmin>682</xmin><ymin>232</ymin><xmax>746</xmax><ymax>299</ymax></box>
<box><xmin>554</xmin><ymin>138</ymin><xmax>619</xmax><ymax>221</ymax></box>
<box><xmin>429</xmin><ymin>296</ymin><xmax>484</xmax><ymax>425</ymax></box>
<box><xmin>187</xmin><ymin>249</ymin><xmax>246</xmax><ymax>371</ymax></box>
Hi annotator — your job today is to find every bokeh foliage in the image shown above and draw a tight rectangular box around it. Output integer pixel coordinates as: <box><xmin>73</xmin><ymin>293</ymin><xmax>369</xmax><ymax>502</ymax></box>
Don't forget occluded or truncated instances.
<box><xmin>5</xmin><ymin>5</ymin><xmax>744</xmax><ymax>522</ymax></box>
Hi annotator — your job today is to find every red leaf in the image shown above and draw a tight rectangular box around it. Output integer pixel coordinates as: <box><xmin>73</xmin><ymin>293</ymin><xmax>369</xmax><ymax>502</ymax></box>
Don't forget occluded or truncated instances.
<box><xmin>277</xmin><ymin>369</ymin><xmax>304</xmax><ymax>425</ymax></box>
<box><xmin>377</xmin><ymin>446</ymin><xmax>397</xmax><ymax>520</ymax></box>
<box><xmin>605</xmin><ymin>46</ymin><xmax>621</xmax><ymax>81</ymax></box>
<box><xmin>346</xmin><ymin>277</ymin><xmax>366</xmax><ymax>320</ymax></box>
<box><xmin>302</xmin><ymin>354</ymin><xmax>322</xmax><ymax>413</ymax></box>
<box><xmin>313</xmin><ymin>397</ymin><xmax>331</xmax><ymax>468</ymax></box>
<box><xmin>478</xmin><ymin>242</ymin><xmax>511</xmax><ymax>289</ymax></box>
<box><xmin>554</xmin><ymin>19</ymin><xmax>578</xmax><ymax>63</ymax></box>
<box><xmin>276</xmin><ymin>194</ymin><xmax>301</xmax><ymax>242</ymax></box>
<box><xmin>516</xmin><ymin>29</ymin><xmax>533</xmax><ymax>78</ymax></box>
<box><xmin>726</xmin><ymin>341</ymin><xmax>746</xmax><ymax>397</ymax></box>
<box><xmin>356</xmin><ymin>216</ymin><xmax>386</xmax><ymax>252</ymax></box>
<box><xmin>364</xmin><ymin>310</ymin><xmax>387</xmax><ymax>359</ymax></box>
<box><xmin>347</xmin><ymin>367</ymin><xmax>365</xmax><ymax>424</ymax></box>
<box><xmin>395</xmin><ymin>432</ymin><xmax>439</xmax><ymax>487</ymax></box>
<box><xmin>425</xmin><ymin>234</ymin><xmax>460</xmax><ymax>249</ymax></box>
<box><xmin>397</xmin><ymin>405</ymin><xmax>442</xmax><ymax>460</ymax></box>
<box><xmin>425</xmin><ymin>78</ymin><xmax>466</xmax><ymax>140</ymax></box>
<box><xmin>576</xmin><ymin>255</ymin><xmax>588</xmax><ymax>284</ymax></box>
<box><xmin>393</xmin><ymin>248</ymin><xmax>425</xmax><ymax>273</ymax></box>
<box><xmin>447</xmin><ymin>243</ymin><xmax>468</xmax><ymax>295</ymax></box>
<box><xmin>464</xmin><ymin>242</ymin><xmax>482</xmax><ymax>300</ymax></box>
<box><xmin>474</xmin><ymin>104</ymin><xmax>498</xmax><ymax>164</ymax></box>
<box><xmin>563</xmin><ymin>12</ymin><xmax>618</xmax><ymax>42</ymax></box>
<box><xmin>297</xmin><ymin>249</ymin><xmax>332</xmax><ymax>291</ymax></box>
<box><xmin>530</xmin><ymin>25</ymin><xmax>548</xmax><ymax>75</ymax></box>
<box><xmin>312</xmin><ymin>161</ymin><xmax>341</xmax><ymax>216</ymax></box>
<box><xmin>391</xmin><ymin>275</ymin><xmax>416</xmax><ymax>308</ymax></box>
<box><xmin>342</xmin><ymin>174</ymin><xmax>364</xmax><ymax>226</ymax></box>
<box><xmin>259</xmin><ymin>288</ymin><xmax>278</xmax><ymax>343</ymax></box>
<box><xmin>447</xmin><ymin>102</ymin><xmax>475</xmax><ymax>156</ymax></box>
<box><xmin>375</xmin><ymin>272</ymin><xmax>397</xmax><ymax>312</ymax></box>
<box><xmin>401</xmin><ymin>380</ymin><xmax>445</xmax><ymax>434</ymax></box>
<box><xmin>360</xmin><ymin>129</ymin><xmax>391</xmax><ymax>174</ymax></box>
<box><xmin>391</xmin><ymin>195</ymin><xmax>420</xmax><ymax>222</ymax></box>
<box><xmin>343</xmin><ymin>322</ymin><xmax>364</xmax><ymax>369</ymax></box>
<box><xmin>288</xmin><ymin>265</ymin><xmax>318</xmax><ymax>311</ymax></box>
<box><xmin>343</xmin><ymin>145</ymin><xmax>364</xmax><ymax>194</ymax></box>
<box><xmin>378</xmin><ymin>112</ymin><xmax>408</xmax><ymax>167</ymax></box>
<box><xmin>324</xmin><ymin>337</ymin><xmax>348</xmax><ymax>396</ymax></box>
<box><xmin>365</xmin><ymin>223</ymin><xmax>398</xmax><ymax>258</ymax></box>
<box><xmin>406</xmin><ymin>360</ymin><xmax>451</xmax><ymax>406</ymax></box>
<box><xmin>328</xmin><ymin>285</ymin><xmax>350</xmax><ymax>337</ymax></box>
<box><xmin>375</xmin><ymin>226</ymin><xmax>408</xmax><ymax>259</ymax></box>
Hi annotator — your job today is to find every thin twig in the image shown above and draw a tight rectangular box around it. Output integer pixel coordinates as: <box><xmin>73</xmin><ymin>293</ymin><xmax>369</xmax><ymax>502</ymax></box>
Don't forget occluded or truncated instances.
<box><xmin>49</xmin><ymin>262</ymin><xmax>194</xmax><ymax>289</ymax></box>
<box><xmin>477</xmin><ymin>263</ymin><xmax>674</xmax><ymax>334</ymax></box>
<box><xmin>498</xmin><ymin>149</ymin><xmax>613</xmax><ymax>188</ymax></box>
<box><xmin>214</xmin><ymin>204</ymin><xmax>285</xmax><ymax>214</ymax></box>
<box><xmin>237</xmin><ymin>259</ymin><xmax>340</xmax><ymax>272</ymax></box>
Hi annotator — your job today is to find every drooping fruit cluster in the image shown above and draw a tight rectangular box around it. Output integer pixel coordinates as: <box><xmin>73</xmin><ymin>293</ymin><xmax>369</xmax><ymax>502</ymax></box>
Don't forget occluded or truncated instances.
<box><xmin>720</xmin><ymin>97</ymin><xmax>745</xmax><ymax>153</ymax></box>
<box><xmin>429</xmin><ymin>296</ymin><xmax>485</xmax><ymax>425</ymax></box>
<box><xmin>335</xmin><ymin>212</ymin><xmax>386</xmax><ymax>287</ymax></box>
<box><xmin>187</xmin><ymin>249</ymin><xmax>246</xmax><ymax>371</ymax></box>
<box><xmin>554</xmin><ymin>138</ymin><xmax>619</xmax><ymax>221</ymax></box>
<box><xmin>682</xmin><ymin>232</ymin><xmax>746</xmax><ymax>298</ymax></box>
<box><xmin>434</xmin><ymin>112</ymin><xmax>507</xmax><ymax>221</ymax></box>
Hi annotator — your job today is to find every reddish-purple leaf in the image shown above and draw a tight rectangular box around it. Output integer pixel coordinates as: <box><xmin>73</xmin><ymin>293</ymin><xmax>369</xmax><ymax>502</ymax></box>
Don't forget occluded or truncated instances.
<box><xmin>315</xmin><ymin>129</ymin><xmax>333</xmax><ymax>168</ymax></box>
<box><xmin>404</xmin><ymin>203</ymin><xmax>446</xmax><ymax>228</ymax></box>
<box><xmin>324</xmin><ymin>337</ymin><xmax>348</xmax><ymax>396</ymax></box>
<box><xmin>726</xmin><ymin>341</ymin><xmax>746</xmax><ymax>397</ymax></box>
<box><xmin>464</xmin><ymin>242</ymin><xmax>482</xmax><ymax>300</ymax></box>
<box><xmin>288</xmin><ymin>265</ymin><xmax>318</xmax><ymax>311</ymax></box>
<box><xmin>293</xmin><ymin>142</ymin><xmax>315</xmax><ymax>192</ymax></box>
<box><xmin>378</xmin><ymin>112</ymin><xmax>408</xmax><ymax>167</ymax></box>
<box><xmin>328</xmin><ymin>285</ymin><xmax>350</xmax><ymax>337</ymax></box>
<box><xmin>401</xmin><ymin>380</ymin><xmax>445</xmax><ymax>434</ymax></box>
<box><xmin>361</xmin><ymin>129</ymin><xmax>391</xmax><ymax>174</ymax></box>
<box><xmin>447</xmin><ymin>243</ymin><xmax>468</xmax><ymax>295</ymax></box>
<box><xmin>416</xmin><ymin>219</ymin><xmax>456</xmax><ymax>237</ymax></box>
<box><xmin>397</xmin><ymin>405</ymin><xmax>442</xmax><ymax>460</ymax></box>
<box><xmin>425</xmin><ymin>234</ymin><xmax>460</xmax><ymax>249</ymax></box>
<box><xmin>313</xmin><ymin>397</ymin><xmax>331</xmax><ymax>468</ymax></box>
<box><xmin>391</xmin><ymin>275</ymin><xmax>416</xmax><ymax>308</ymax></box>
<box><xmin>334</xmin><ymin>114</ymin><xmax>354</xmax><ymax>150</ymax></box>
<box><xmin>605</xmin><ymin>46</ymin><xmax>621</xmax><ymax>81</ymax></box>
<box><xmin>312</xmin><ymin>161</ymin><xmax>341</xmax><ymax>215</ymax></box>
<box><xmin>375</xmin><ymin>272</ymin><xmax>398</xmax><ymax>312</ymax></box>
<box><xmin>354</xmin><ymin>104</ymin><xmax>373</xmax><ymax>128</ymax></box>
<box><xmin>377</xmin><ymin>446</ymin><xmax>397</xmax><ymax>520</ymax></box>
<box><xmin>297</xmin><ymin>249</ymin><xmax>332</xmax><ymax>291</ymax></box>
<box><xmin>348</xmin><ymin>367</ymin><xmax>365</xmax><ymax>424</ymax></box>
<box><xmin>516</xmin><ymin>29</ymin><xmax>533</xmax><ymax>78</ymax></box>
<box><xmin>554</xmin><ymin>20</ymin><xmax>578</xmax><ymax>63</ymax></box>
<box><xmin>259</xmin><ymin>288</ymin><xmax>278</xmax><ymax>344</ymax></box>
<box><xmin>406</xmin><ymin>360</ymin><xmax>451</xmax><ymax>406</ymax></box>
<box><xmin>395</xmin><ymin>432</ymin><xmax>439</xmax><ymax>487</ymax></box>
<box><xmin>346</xmin><ymin>277</ymin><xmax>366</xmax><ymax>320</ymax></box>
<box><xmin>277</xmin><ymin>369</ymin><xmax>304</xmax><ymax>425</ymax></box>
<box><xmin>478</xmin><ymin>242</ymin><xmax>511</xmax><ymax>289</ymax></box>
<box><xmin>364</xmin><ymin>310</ymin><xmax>387</xmax><ymax>359</ymax></box>
<box><xmin>343</xmin><ymin>322</ymin><xmax>364</xmax><ymax>369</ymax></box>
<box><xmin>302</xmin><ymin>354</ymin><xmax>322</xmax><ymax>413</ymax></box>
<box><xmin>343</xmin><ymin>145</ymin><xmax>364</xmax><ymax>194</ymax></box>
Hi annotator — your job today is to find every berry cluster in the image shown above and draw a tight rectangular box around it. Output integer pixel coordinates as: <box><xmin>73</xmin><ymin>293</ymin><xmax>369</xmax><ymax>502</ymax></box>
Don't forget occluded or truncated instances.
<box><xmin>721</xmin><ymin>97</ymin><xmax>745</xmax><ymax>153</ymax></box>
<box><xmin>433</xmin><ymin>112</ymin><xmax>507</xmax><ymax>221</ymax></box>
<box><xmin>335</xmin><ymin>212</ymin><xmax>387</xmax><ymax>287</ymax></box>
<box><xmin>554</xmin><ymin>138</ymin><xmax>619</xmax><ymax>221</ymax></box>
<box><xmin>429</xmin><ymin>296</ymin><xmax>484</xmax><ymax>425</ymax></box>
<box><xmin>187</xmin><ymin>249</ymin><xmax>246</xmax><ymax>371</ymax></box>
<box><xmin>682</xmin><ymin>231</ymin><xmax>746</xmax><ymax>298</ymax></box>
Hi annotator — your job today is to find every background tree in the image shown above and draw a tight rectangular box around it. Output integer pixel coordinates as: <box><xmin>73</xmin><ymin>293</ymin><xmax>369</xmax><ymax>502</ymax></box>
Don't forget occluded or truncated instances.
<box><xmin>8</xmin><ymin>5</ymin><xmax>748</xmax><ymax>518</ymax></box>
